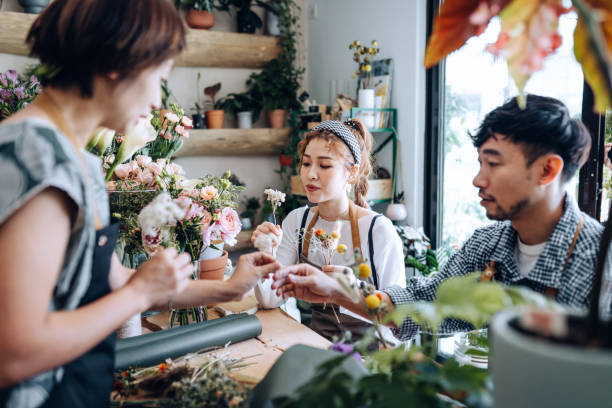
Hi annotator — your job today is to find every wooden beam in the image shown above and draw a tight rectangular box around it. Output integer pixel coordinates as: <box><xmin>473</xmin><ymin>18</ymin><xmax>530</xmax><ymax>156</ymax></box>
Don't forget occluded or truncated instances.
<box><xmin>177</xmin><ymin>29</ymin><xmax>280</xmax><ymax>68</ymax></box>
<box><xmin>0</xmin><ymin>12</ymin><xmax>280</xmax><ymax>68</ymax></box>
<box><xmin>0</xmin><ymin>12</ymin><xmax>34</xmax><ymax>57</ymax></box>
<box><xmin>175</xmin><ymin>128</ymin><xmax>290</xmax><ymax>157</ymax></box>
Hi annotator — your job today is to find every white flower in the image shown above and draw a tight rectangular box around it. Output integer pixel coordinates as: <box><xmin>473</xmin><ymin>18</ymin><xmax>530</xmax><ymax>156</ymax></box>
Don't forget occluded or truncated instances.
<box><xmin>137</xmin><ymin>193</ymin><xmax>187</xmax><ymax>237</ymax></box>
<box><xmin>254</xmin><ymin>232</ymin><xmax>279</xmax><ymax>254</ymax></box>
<box><xmin>264</xmin><ymin>188</ymin><xmax>286</xmax><ymax>207</ymax></box>
<box><xmin>115</xmin><ymin>114</ymin><xmax>156</xmax><ymax>165</ymax></box>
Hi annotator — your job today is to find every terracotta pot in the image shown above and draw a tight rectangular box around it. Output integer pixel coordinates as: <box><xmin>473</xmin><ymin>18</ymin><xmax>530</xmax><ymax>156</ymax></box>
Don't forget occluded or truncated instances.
<box><xmin>186</xmin><ymin>10</ymin><xmax>215</xmax><ymax>30</ymax></box>
<box><xmin>199</xmin><ymin>250</ymin><xmax>228</xmax><ymax>281</ymax></box>
<box><xmin>267</xmin><ymin>109</ymin><xmax>287</xmax><ymax>129</ymax></box>
<box><xmin>205</xmin><ymin>109</ymin><xmax>224</xmax><ymax>129</ymax></box>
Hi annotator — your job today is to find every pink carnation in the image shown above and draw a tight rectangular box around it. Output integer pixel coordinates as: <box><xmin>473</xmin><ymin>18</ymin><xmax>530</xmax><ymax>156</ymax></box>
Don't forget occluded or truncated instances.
<box><xmin>139</xmin><ymin>168</ymin><xmax>155</xmax><ymax>185</ymax></box>
<box><xmin>170</xmin><ymin>163</ymin><xmax>185</xmax><ymax>176</ymax></box>
<box><xmin>219</xmin><ymin>207</ymin><xmax>241</xmax><ymax>239</ymax></box>
<box><xmin>201</xmin><ymin>222</ymin><xmax>221</xmax><ymax>248</ymax></box>
<box><xmin>181</xmin><ymin>116</ymin><xmax>193</xmax><ymax>128</ymax></box>
<box><xmin>165</xmin><ymin>112</ymin><xmax>180</xmax><ymax>123</ymax></box>
<box><xmin>114</xmin><ymin>163</ymin><xmax>131</xmax><ymax>179</ymax></box>
<box><xmin>136</xmin><ymin>155</ymin><xmax>152</xmax><ymax>167</ymax></box>
<box><xmin>175</xmin><ymin>125</ymin><xmax>189</xmax><ymax>138</ymax></box>
<box><xmin>146</xmin><ymin>162</ymin><xmax>163</xmax><ymax>176</ymax></box>
<box><xmin>200</xmin><ymin>186</ymin><xmax>218</xmax><ymax>201</ymax></box>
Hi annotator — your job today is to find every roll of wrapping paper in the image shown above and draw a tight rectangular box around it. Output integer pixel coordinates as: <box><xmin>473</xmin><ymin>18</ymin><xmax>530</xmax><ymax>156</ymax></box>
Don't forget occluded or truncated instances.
<box><xmin>116</xmin><ymin>313</ymin><xmax>247</xmax><ymax>352</ymax></box>
<box><xmin>114</xmin><ymin>314</ymin><xmax>262</xmax><ymax>369</ymax></box>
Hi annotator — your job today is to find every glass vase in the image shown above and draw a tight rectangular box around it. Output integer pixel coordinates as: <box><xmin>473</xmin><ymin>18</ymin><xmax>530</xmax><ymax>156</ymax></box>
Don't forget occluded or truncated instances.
<box><xmin>169</xmin><ymin>261</ymin><xmax>208</xmax><ymax>328</ymax></box>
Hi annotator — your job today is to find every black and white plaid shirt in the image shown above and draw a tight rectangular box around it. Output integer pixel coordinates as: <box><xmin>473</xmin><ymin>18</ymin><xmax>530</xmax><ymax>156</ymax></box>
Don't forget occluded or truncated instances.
<box><xmin>383</xmin><ymin>194</ymin><xmax>606</xmax><ymax>341</ymax></box>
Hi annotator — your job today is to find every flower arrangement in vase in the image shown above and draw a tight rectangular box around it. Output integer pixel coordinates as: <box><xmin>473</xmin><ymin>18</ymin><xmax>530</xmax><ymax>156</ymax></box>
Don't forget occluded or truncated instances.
<box><xmin>0</xmin><ymin>69</ymin><xmax>42</xmax><ymax>121</ymax></box>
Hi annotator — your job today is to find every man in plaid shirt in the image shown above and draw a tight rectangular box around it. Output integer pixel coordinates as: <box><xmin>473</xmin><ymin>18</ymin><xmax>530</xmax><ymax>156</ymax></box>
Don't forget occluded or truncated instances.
<box><xmin>273</xmin><ymin>95</ymin><xmax>607</xmax><ymax>341</ymax></box>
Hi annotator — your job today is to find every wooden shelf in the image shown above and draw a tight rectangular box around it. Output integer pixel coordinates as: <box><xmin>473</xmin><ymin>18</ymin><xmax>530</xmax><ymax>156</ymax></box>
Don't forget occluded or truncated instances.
<box><xmin>174</xmin><ymin>128</ymin><xmax>290</xmax><ymax>157</ymax></box>
<box><xmin>0</xmin><ymin>12</ymin><xmax>280</xmax><ymax>68</ymax></box>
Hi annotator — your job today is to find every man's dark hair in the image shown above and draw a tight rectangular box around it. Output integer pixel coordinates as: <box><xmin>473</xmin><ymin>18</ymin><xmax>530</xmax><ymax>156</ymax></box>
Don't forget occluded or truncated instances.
<box><xmin>26</xmin><ymin>0</ymin><xmax>186</xmax><ymax>98</ymax></box>
<box><xmin>470</xmin><ymin>94</ymin><xmax>591</xmax><ymax>183</ymax></box>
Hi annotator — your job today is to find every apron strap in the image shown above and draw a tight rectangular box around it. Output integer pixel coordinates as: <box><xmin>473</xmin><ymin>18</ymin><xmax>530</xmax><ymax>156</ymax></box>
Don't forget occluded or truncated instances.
<box><xmin>297</xmin><ymin>207</ymin><xmax>310</xmax><ymax>257</ymax></box>
<box><xmin>348</xmin><ymin>201</ymin><xmax>363</xmax><ymax>263</ymax></box>
<box><xmin>480</xmin><ymin>216</ymin><xmax>584</xmax><ymax>300</ymax></box>
<box><xmin>368</xmin><ymin>214</ymin><xmax>381</xmax><ymax>289</ymax></box>
<box><xmin>34</xmin><ymin>92</ymin><xmax>103</xmax><ymax>229</ymax></box>
<box><xmin>301</xmin><ymin>207</ymin><xmax>319</xmax><ymax>259</ymax></box>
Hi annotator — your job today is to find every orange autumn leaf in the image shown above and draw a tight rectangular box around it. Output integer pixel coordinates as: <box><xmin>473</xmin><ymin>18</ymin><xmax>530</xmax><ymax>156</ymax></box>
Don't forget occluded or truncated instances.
<box><xmin>574</xmin><ymin>0</ymin><xmax>612</xmax><ymax>113</ymax></box>
<box><xmin>424</xmin><ymin>0</ymin><xmax>512</xmax><ymax>68</ymax></box>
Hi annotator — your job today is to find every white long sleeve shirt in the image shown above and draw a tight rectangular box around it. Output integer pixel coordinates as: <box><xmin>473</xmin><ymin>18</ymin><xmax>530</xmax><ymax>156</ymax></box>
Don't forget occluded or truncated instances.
<box><xmin>255</xmin><ymin>206</ymin><xmax>406</xmax><ymax>329</ymax></box>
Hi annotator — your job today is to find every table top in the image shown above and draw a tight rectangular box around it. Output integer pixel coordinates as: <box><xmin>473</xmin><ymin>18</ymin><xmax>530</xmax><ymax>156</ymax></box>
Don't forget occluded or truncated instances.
<box><xmin>141</xmin><ymin>301</ymin><xmax>331</xmax><ymax>384</ymax></box>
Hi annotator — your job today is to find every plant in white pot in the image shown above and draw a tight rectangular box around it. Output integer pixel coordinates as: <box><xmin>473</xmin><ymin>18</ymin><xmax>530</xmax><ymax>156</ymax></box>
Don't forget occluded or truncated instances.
<box><xmin>426</xmin><ymin>1</ymin><xmax>612</xmax><ymax>406</ymax></box>
<box><xmin>217</xmin><ymin>90</ymin><xmax>261</xmax><ymax>129</ymax></box>
<box><xmin>255</xmin><ymin>0</ymin><xmax>296</xmax><ymax>36</ymax></box>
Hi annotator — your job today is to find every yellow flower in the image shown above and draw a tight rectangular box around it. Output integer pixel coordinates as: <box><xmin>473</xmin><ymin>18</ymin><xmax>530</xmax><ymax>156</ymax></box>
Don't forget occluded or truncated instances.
<box><xmin>337</xmin><ymin>244</ymin><xmax>347</xmax><ymax>254</ymax></box>
<box><xmin>371</xmin><ymin>40</ymin><xmax>378</xmax><ymax>46</ymax></box>
<box><xmin>365</xmin><ymin>294</ymin><xmax>380</xmax><ymax>309</ymax></box>
<box><xmin>358</xmin><ymin>263</ymin><xmax>371</xmax><ymax>279</ymax></box>
<box><xmin>331</xmin><ymin>231</ymin><xmax>340</xmax><ymax>239</ymax></box>
<box><xmin>364</xmin><ymin>65</ymin><xmax>372</xmax><ymax>72</ymax></box>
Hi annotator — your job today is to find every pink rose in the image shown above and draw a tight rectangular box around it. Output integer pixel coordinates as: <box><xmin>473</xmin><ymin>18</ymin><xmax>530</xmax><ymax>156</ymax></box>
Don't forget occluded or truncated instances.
<box><xmin>200</xmin><ymin>186</ymin><xmax>218</xmax><ymax>201</ymax></box>
<box><xmin>219</xmin><ymin>207</ymin><xmax>241</xmax><ymax>238</ymax></box>
<box><xmin>200</xmin><ymin>209</ymin><xmax>212</xmax><ymax>226</ymax></box>
<box><xmin>135</xmin><ymin>155</ymin><xmax>152</xmax><ymax>167</ymax></box>
<box><xmin>114</xmin><ymin>163</ymin><xmax>131</xmax><ymax>179</ymax></box>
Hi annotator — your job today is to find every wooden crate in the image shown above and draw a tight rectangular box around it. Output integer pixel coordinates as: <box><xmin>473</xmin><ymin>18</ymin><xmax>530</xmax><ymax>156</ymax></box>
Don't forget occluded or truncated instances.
<box><xmin>291</xmin><ymin>176</ymin><xmax>392</xmax><ymax>201</ymax></box>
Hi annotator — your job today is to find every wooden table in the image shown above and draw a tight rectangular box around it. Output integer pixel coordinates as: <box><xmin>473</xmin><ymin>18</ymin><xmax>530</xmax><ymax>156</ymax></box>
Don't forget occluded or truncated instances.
<box><xmin>141</xmin><ymin>302</ymin><xmax>330</xmax><ymax>383</ymax></box>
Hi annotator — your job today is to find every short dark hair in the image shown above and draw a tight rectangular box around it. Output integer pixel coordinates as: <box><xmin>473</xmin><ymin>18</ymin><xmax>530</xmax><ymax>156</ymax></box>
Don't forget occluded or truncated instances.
<box><xmin>26</xmin><ymin>0</ymin><xmax>186</xmax><ymax>98</ymax></box>
<box><xmin>470</xmin><ymin>94</ymin><xmax>591</xmax><ymax>182</ymax></box>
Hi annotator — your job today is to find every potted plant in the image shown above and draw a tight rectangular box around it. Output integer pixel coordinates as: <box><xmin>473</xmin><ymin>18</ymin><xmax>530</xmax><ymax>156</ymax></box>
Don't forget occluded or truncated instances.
<box><xmin>216</xmin><ymin>0</ymin><xmax>263</xmax><ymax>34</ymax></box>
<box><xmin>246</xmin><ymin>58</ymin><xmax>301</xmax><ymax>128</ymax></box>
<box><xmin>255</xmin><ymin>0</ymin><xmax>295</xmax><ymax>36</ymax></box>
<box><xmin>175</xmin><ymin>0</ymin><xmax>217</xmax><ymax>29</ymax></box>
<box><xmin>240</xmin><ymin>196</ymin><xmax>260</xmax><ymax>230</ymax></box>
<box><xmin>203</xmin><ymin>82</ymin><xmax>225</xmax><ymax>129</ymax></box>
<box><xmin>425</xmin><ymin>1</ymin><xmax>612</xmax><ymax>406</ymax></box>
<box><xmin>217</xmin><ymin>90</ymin><xmax>261</xmax><ymax>128</ymax></box>
<box><xmin>191</xmin><ymin>73</ymin><xmax>205</xmax><ymax>129</ymax></box>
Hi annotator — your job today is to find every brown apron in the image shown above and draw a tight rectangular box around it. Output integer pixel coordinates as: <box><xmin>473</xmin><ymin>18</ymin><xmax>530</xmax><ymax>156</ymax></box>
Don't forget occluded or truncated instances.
<box><xmin>300</xmin><ymin>201</ymin><xmax>377</xmax><ymax>341</ymax></box>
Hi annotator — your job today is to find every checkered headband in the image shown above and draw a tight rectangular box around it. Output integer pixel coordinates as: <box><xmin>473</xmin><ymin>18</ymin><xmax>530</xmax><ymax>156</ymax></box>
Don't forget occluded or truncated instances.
<box><xmin>312</xmin><ymin>120</ymin><xmax>361</xmax><ymax>165</ymax></box>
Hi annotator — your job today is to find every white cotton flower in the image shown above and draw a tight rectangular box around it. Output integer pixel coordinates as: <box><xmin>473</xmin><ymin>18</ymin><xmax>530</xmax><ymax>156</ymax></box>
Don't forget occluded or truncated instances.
<box><xmin>137</xmin><ymin>193</ymin><xmax>187</xmax><ymax>236</ymax></box>
<box><xmin>254</xmin><ymin>232</ymin><xmax>279</xmax><ymax>254</ymax></box>
<box><xmin>264</xmin><ymin>188</ymin><xmax>286</xmax><ymax>207</ymax></box>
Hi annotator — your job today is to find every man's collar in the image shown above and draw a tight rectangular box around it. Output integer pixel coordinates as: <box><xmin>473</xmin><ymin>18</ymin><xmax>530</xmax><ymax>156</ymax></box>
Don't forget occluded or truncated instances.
<box><xmin>491</xmin><ymin>193</ymin><xmax>581</xmax><ymax>286</ymax></box>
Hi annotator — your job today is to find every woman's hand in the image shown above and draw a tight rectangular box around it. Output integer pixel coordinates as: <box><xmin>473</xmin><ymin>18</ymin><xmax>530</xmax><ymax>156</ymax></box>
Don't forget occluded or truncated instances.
<box><xmin>251</xmin><ymin>222</ymin><xmax>282</xmax><ymax>247</ymax></box>
<box><xmin>127</xmin><ymin>247</ymin><xmax>194</xmax><ymax>309</ymax></box>
<box><xmin>271</xmin><ymin>264</ymin><xmax>342</xmax><ymax>304</ymax></box>
<box><xmin>226</xmin><ymin>252</ymin><xmax>281</xmax><ymax>300</ymax></box>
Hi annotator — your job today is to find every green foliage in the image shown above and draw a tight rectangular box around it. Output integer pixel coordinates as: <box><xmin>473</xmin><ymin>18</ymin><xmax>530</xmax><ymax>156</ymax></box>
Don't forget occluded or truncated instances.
<box><xmin>406</xmin><ymin>246</ymin><xmax>454</xmax><ymax>277</ymax></box>
<box><xmin>245</xmin><ymin>0</ymin><xmax>303</xmax><ymax>111</ymax></box>
<box><xmin>161</xmin><ymin>79</ymin><xmax>175</xmax><ymax>110</ymax></box>
<box><xmin>139</xmin><ymin>103</ymin><xmax>186</xmax><ymax>161</ymax></box>
<box><xmin>275</xmin><ymin>347</ymin><xmax>490</xmax><ymax>408</ymax></box>
<box><xmin>217</xmin><ymin>91</ymin><xmax>261</xmax><ymax>120</ymax></box>
<box><xmin>217</xmin><ymin>0</ymin><xmax>263</xmax><ymax>33</ymax></box>
<box><xmin>174</xmin><ymin>0</ymin><xmax>215</xmax><ymax>12</ymax></box>
<box><xmin>241</xmin><ymin>196</ymin><xmax>260</xmax><ymax>219</ymax></box>
<box><xmin>385</xmin><ymin>272</ymin><xmax>563</xmax><ymax>336</ymax></box>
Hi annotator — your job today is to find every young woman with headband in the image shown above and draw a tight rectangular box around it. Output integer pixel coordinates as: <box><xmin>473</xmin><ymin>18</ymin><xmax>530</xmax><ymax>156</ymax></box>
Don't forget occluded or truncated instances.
<box><xmin>251</xmin><ymin>119</ymin><xmax>405</xmax><ymax>342</ymax></box>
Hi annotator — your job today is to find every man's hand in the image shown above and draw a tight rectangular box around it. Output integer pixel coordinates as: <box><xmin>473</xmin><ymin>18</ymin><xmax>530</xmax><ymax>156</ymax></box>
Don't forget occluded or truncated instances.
<box><xmin>271</xmin><ymin>264</ymin><xmax>343</xmax><ymax>303</ymax></box>
<box><xmin>227</xmin><ymin>251</ymin><xmax>281</xmax><ymax>300</ymax></box>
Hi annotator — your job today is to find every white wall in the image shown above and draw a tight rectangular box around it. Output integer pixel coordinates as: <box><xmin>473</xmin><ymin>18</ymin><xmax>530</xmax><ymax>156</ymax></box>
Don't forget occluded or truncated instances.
<box><xmin>306</xmin><ymin>0</ymin><xmax>426</xmax><ymax>227</ymax></box>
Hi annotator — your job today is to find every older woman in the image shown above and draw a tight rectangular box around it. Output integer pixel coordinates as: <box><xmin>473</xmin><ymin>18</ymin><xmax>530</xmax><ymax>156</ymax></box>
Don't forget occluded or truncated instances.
<box><xmin>0</xmin><ymin>1</ymin><xmax>278</xmax><ymax>407</ymax></box>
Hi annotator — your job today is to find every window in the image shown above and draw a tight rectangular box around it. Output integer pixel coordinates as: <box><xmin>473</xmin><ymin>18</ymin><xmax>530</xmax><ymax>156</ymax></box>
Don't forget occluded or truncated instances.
<box><xmin>435</xmin><ymin>12</ymin><xmax>584</xmax><ymax>247</ymax></box>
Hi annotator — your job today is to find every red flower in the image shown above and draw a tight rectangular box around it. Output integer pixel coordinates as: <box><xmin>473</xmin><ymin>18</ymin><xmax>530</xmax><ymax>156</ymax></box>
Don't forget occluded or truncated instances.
<box><xmin>279</xmin><ymin>154</ymin><xmax>293</xmax><ymax>167</ymax></box>
<box><xmin>158</xmin><ymin>363</ymin><xmax>167</xmax><ymax>373</ymax></box>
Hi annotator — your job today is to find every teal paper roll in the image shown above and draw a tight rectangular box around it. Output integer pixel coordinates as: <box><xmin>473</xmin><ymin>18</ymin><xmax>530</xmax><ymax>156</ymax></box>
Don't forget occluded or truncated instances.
<box><xmin>115</xmin><ymin>314</ymin><xmax>262</xmax><ymax>369</ymax></box>
<box><xmin>116</xmin><ymin>313</ymin><xmax>247</xmax><ymax>352</ymax></box>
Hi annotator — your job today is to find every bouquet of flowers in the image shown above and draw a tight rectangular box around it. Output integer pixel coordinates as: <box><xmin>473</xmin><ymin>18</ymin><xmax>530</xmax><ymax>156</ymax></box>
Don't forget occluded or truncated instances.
<box><xmin>139</xmin><ymin>103</ymin><xmax>192</xmax><ymax>161</ymax></box>
<box><xmin>348</xmin><ymin>39</ymin><xmax>380</xmax><ymax>88</ymax></box>
<box><xmin>0</xmin><ymin>69</ymin><xmax>42</xmax><ymax>120</ymax></box>
<box><xmin>137</xmin><ymin>171</ymin><xmax>244</xmax><ymax>260</ymax></box>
